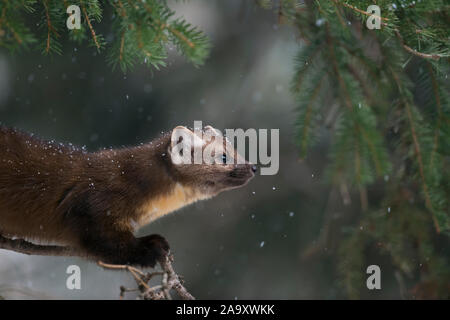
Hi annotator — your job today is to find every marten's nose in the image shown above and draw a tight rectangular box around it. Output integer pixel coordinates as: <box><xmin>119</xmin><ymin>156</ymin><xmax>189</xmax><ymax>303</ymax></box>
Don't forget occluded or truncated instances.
<box><xmin>251</xmin><ymin>165</ymin><xmax>257</xmax><ymax>173</ymax></box>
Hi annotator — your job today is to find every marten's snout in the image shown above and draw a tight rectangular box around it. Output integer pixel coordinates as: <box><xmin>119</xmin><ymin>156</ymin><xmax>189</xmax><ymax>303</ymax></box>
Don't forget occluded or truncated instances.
<box><xmin>251</xmin><ymin>165</ymin><xmax>257</xmax><ymax>173</ymax></box>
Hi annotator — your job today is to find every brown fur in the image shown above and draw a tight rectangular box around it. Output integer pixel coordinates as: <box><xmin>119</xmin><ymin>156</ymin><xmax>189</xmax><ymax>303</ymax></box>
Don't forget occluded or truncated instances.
<box><xmin>0</xmin><ymin>125</ymin><xmax>254</xmax><ymax>267</ymax></box>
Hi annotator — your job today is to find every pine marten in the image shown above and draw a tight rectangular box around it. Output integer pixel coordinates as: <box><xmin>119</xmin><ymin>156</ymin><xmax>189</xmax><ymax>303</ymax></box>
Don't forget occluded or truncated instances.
<box><xmin>0</xmin><ymin>125</ymin><xmax>256</xmax><ymax>267</ymax></box>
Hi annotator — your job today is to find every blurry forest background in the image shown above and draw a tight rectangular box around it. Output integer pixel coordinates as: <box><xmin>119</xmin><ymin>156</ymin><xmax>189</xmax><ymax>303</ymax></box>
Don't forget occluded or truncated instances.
<box><xmin>0</xmin><ymin>0</ymin><xmax>449</xmax><ymax>299</ymax></box>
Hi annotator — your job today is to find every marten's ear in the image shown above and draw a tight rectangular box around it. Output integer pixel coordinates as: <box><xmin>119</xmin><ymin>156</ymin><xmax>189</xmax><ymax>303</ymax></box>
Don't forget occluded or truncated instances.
<box><xmin>169</xmin><ymin>126</ymin><xmax>204</xmax><ymax>165</ymax></box>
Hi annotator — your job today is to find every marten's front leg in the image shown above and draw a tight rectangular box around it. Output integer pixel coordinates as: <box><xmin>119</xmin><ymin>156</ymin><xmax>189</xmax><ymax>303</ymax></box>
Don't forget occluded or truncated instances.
<box><xmin>134</xmin><ymin>234</ymin><xmax>171</xmax><ymax>267</ymax></box>
<box><xmin>60</xmin><ymin>192</ymin><xmax>170</xmax><ymax>267</ymax></box>
<box><xmin>78</xmin><ymin>227</ymin><xmax>170</xmax><ymax>268</ymax></box>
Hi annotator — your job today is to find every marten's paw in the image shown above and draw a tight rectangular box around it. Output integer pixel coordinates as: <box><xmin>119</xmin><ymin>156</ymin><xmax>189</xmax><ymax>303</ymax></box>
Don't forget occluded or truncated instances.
<box><xmin>136</xmin><ymin>234</ymin><xmax>170</xmax><ymax>268</ymax></box>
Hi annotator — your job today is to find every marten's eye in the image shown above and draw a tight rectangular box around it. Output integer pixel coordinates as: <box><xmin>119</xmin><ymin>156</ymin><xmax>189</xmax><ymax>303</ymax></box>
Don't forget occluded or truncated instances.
<box><xmin>221</xmin><ymin>153</ymin><xmax>227</xmax><ymax>164</ymax></box>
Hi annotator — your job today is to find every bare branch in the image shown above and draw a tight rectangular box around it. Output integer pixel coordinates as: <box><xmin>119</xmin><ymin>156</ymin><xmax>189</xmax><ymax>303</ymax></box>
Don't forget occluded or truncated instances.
<box><xmin>98</xmin><ymin>254</ymin><xmax>195</xmax><ymax>300</ymax></box>
<box><xmin>0</xmin><ymin>234</ymin><xmax>78</xmax><ymax>256</ymax></box>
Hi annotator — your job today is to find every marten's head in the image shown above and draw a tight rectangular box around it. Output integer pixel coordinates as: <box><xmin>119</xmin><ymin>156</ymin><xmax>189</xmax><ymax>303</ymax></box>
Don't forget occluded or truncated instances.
<box><xmin>167</xmin><ymin>125</ymin><xmax>256</xmax><ymax>196</ymax></box>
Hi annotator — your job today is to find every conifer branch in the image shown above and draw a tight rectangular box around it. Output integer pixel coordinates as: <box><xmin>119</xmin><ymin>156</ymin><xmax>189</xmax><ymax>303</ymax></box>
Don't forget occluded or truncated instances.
<box><xmin>0</xmin><ymin>0</ymin><xmax>210</xmax><ymax>70</ymax></box>
<box><xmin>326</xmin><ymin>26</ymin><xmax>384</xmax><ymax>177</ymax></box>
<box><xmin>390</xmin><ymin>68</ymin><xmax>441</xmax><ymax>233</ymax></box>
<box><xmin>1</xmin><ymin>7</ymin><xmax>22</xmax><ymax>44</ymax></box>
<box><xmin>119</xmin><ymin>30</ymin><xmax>125</xmax><ymax>62</ymax></box>
<box><xmin>113</xmin><ymin>0</ymin><xmax>127</xmax><ymax>18</ymax></box>
<box><xmin>354</xmin><ymin>138</ymin><xmax>362</xmax><ymax>183</ymax></box>
<box><xmin>292</xmin><ymin>44</ymin><xmax>322</xmax><ymax>92</ymax></box>
<box><xmin>42</xmin><ymin>0</ymin><xmax>54</xmax><ymax>54</ymax></box>
<box><xmin>331</xmin><ymin>1</ymin><xmax>347</xmax><ymax>28</ymax></box>
<box><xmin>331</xmin><ymin>0</ymin><xmax>389</xmax><ymax>21</ymax></box>
<box><xmin>332</xmin><ymin>1</ymin><xmax>445</xmax><ymax>61</ymax></box>
<box><xmin>359</xmin><ymin>127</ymin><xmax>383</xmax><ymax>175</ymax></box>
<box><xmin>405</xmin><ymin>101</ymin><xmax>440</xmax><ymax>233</ymax></box>
<box><xmin>80</xmin><ymin>2</ymin><xmax>100</xmax><ymax>50</ymax></box>
<box><xmin>164</xmin><ymin>23</ymin><xmax>194</xmax><ymax>49</ymax></box>
<box><xmin>300</xmin><ymin>76</ymin><xmax>325</xmax><ymax>155</ymax></box>
<box><xmin>282</xmin><ymin>0</ymin><xmax>450</xmax><ymax>298</ymax></box>
<box><xmin>137</xmin><ymin>24</ymin><xmax>151</xmax><ymax>57</ymax></box>
<box><xmin>394</xmin><ymin>30</ymin><xmax>443</xmax><ymax>61</ymax></box>
<box><xmin>347</xmin><ymin>64</ymin><xmax>374</xmax><ymax>107</ymax></box>
<box><xmin>427</xmin><ymin>63</ymin><xmax>442</xmax><ymax>170</ymax></box>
